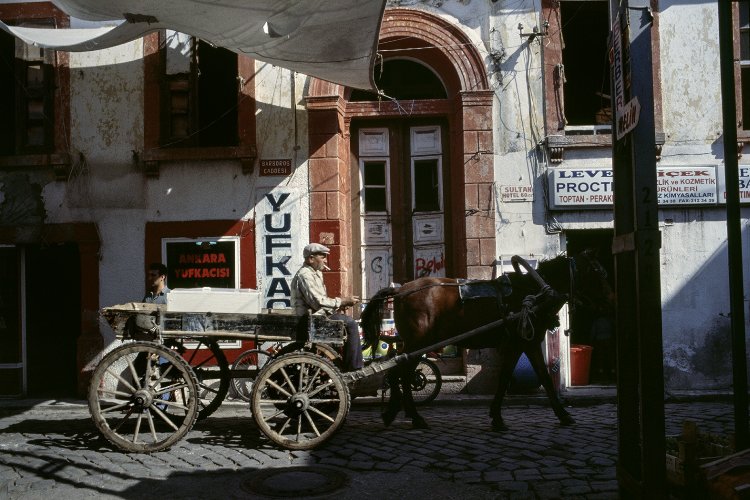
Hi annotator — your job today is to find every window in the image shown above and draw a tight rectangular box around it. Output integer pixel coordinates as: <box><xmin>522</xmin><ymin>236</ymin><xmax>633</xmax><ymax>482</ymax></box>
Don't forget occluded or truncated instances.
<box><xmin>161</xmin><ymin>33</ymin><xmax>238</xmax><ymax>148</ymax></box>
<box><xmin>0</xmin><ymin>21</ymin><xmax>55</xmax><ymax>156</ymax></box>
<box><xmin>350</xmin><ymin>59</ymin><xmax>447</xmax><ymax>101</ymax></box>
<box><xmin>142</xmin><ymin>31</ymin><xmax>256</xmax><ymax>175</ymax></box>
<box><xmin>558</xmin><ymin>1</ymin><xmax>611</xmax><ymax>128</ymax></box>
<box><xmin>542</xmin><ymin>0</ymin><xmax>664</xmax><ymax>162</ymax></box>
<box><xmin>362</xmin><ymin>160</ymin><xmax>389</xmax><ymax>213</ymax></box>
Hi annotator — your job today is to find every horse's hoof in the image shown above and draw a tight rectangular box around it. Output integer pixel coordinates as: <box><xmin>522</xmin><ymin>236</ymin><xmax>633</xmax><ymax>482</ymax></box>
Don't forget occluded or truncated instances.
<box><xmin>559</xmin><ymin>415</ymin><xmax>575</xmax><ymax>426</ymax></box>
<box><xmin>491</xmin><ymin>420</ymin><xmax>508</xmax><ymax>432</ymax></box>
<box><xmin>382</xmin><ymin>411</ymin><xmax>397</xmax><ymax>427</ymax></box>
<box><xmin>411</xmin><ymin>417</ymin><xmax>429</xmax><ymax>430</ymax></box>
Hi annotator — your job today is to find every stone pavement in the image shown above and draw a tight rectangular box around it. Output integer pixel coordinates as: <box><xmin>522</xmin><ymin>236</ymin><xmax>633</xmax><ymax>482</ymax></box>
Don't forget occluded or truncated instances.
<box><xmin>0</xmin><ymin>394</ymin><xmax>736</xmax><ymax>499</ymax></box>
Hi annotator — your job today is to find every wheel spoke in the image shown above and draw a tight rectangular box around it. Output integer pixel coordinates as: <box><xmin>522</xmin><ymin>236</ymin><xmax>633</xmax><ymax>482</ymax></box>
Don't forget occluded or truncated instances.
<box><xmin>306</xmin><ymin>379</ymin><xmax>335</xmax><ymax>398</ymax></box>
<box><xmin>97</xmin><ymin>388</ymin><xmax>135</xmax><ymax>399</ymax></box>
<box><xmin>150</xmin><ymin>405</ymin><xmax>180</xmax><ymax>431</ymax></box>
<box><xmin>125</xmin><ymin>357</ymin><xmax>143</xmax><ymax>390</ymax></box>
<box><xmin>279</xmin><ymin>366</ymin><xmax>296</xmax><ymax>392</ymax></box>
<box><xmin>146</xmin><ymin>409</ymin><xmax>158</xmax><ymax>441</ymax></box>
<box><xmin>133</xmin><ymin>413</ymin><xmax>143</xmax><ymax>443</ymax></box>
<box><xmin>100</xmin><ymin>400</ymin><xmax>133</xmax><ymax>413</ymax></box>
<box><xmin>104</xmin><ymin>368</ymin><xmax>138</xmax><ymax>393</ymax></box>
<box><xmin>303</xmin><ymin>410</ymin><xmax>323</xmax><ymax>437</ymax></box>
<box><xmin>307</xmin><ymin>405</ymin><xmax>335</xmax><ymax>424</ymax></box>
<box><xmin>265</xmin><ymin>378</ymin><xmax>293</xmax><ymax>398</ymax></box>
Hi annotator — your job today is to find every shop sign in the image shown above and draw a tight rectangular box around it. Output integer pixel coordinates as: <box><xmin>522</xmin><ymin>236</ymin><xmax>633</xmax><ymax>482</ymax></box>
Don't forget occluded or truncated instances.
<box><xmin>549</xmin><ymin>165</ymin><xmax>719</xmax><ymax>208</ymax></box>
<box><xmin>256</xmin><ymin>188</ymin><xmax>301</xmax><ymax>309</ymax></box>
<box><xmin>656</xmin><ymin>166</ymin><xmax>717</xmax><ymax>204</ymax></box>
<box><xmin>549</xmin><ymin>168</ymin><xmax>614</xmax><ymax>208</ymax></box>
<box><xmin>718</xmin><ymin>165</ymin><xmax>750</xmax><ymax>203</ymax></box>
<box><xmin>500</xmin><ymin>185</ymin><xmax>533</xmax><ymax>202</ymax></box>
<box><xmin>259</xmin><ymin>159</ymin><xmax>292</xmax><ymax>176</ymax></box>
<box><xmin>165</xmin><ymin>239</ymin><xmax>237</xmax><ymax>289</ymax></box>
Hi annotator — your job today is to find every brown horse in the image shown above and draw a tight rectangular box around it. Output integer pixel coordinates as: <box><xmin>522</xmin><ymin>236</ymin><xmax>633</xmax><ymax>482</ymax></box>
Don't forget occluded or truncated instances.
<box><xmin>360</xmin><ymin>251</ymin><xmax>613</xmax><ymax>431</ymax></box>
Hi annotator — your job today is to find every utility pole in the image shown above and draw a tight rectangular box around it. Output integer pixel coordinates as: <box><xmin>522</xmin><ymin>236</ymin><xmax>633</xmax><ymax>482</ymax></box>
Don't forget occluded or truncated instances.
<box><xmin>609</xmin><ymin>0</ymin><xmax>666</xmax><ymax>496</ymax></box>
<box><xmin>717</xmin><ymin>0</ymin><xmax>749</xmax><ymax>451</ymax></box>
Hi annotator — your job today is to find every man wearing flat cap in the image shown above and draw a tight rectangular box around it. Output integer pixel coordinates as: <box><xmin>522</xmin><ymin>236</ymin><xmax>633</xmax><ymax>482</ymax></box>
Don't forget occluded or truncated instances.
<box><xmin>291</xmin><ymin>243</ymin><xmax>363</xmax><ymax>371</ymax></box>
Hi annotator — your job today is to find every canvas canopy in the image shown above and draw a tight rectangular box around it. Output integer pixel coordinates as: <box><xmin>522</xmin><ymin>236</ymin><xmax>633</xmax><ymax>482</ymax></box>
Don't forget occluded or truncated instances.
<box><xmin>0</xmin><ymin>0</ymin><xmax>386</xmax><ymax>90</ymax></box>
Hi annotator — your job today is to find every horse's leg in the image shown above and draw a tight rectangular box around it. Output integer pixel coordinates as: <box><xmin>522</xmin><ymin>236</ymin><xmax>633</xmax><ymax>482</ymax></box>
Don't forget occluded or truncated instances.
<box><xmin>490</xmin><ymin>346</ymin><xmax>522</xmax><ymax>432</ymax></box>
<box><xmin>525</xmin><ymin>344</ymin><xmax>575</xmax><ymax>426</ymax></box>
<box><xmin>382</xmin><ymin>366</ymin><xmax>403</xmax><ymax>426</ymax></box>
<box><xmin>401</xmin><ymin>358</ymin><xmax>428</xmax><ymax>429</ymax></box>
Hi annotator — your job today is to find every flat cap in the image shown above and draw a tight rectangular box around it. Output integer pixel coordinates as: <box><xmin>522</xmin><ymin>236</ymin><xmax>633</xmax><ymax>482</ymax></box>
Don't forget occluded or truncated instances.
<box><xmin>303</xmin><ymin>243</ymin><xmax>331</xmax><ymax>258</ymax></box>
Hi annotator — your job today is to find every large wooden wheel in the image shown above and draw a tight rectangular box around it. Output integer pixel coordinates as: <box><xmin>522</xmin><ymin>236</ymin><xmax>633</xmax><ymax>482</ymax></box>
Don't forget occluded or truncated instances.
<box><xmin>88</xmin><ymin>342</ymin><xmax>200</xmax><ymax>453</ymax></box>
<box><xmin>251</xmin><ymin>352</ymin><xmax>350</xmax><ymax>450</ymax></box>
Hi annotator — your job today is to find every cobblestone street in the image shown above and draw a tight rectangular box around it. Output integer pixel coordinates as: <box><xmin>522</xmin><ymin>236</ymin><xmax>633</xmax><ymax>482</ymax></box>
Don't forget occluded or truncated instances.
<box><xmin>0</xmin><ymin>398</ymin><xmax>736</xmax><ymax>499</ymax></box>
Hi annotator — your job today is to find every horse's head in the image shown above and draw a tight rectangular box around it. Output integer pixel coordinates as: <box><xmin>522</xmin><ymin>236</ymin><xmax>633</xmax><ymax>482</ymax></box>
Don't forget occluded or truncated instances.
<box><xmin>569</xmin><ymin>249</ymin><xmax>614</xmax><ymax>315</ymax></box>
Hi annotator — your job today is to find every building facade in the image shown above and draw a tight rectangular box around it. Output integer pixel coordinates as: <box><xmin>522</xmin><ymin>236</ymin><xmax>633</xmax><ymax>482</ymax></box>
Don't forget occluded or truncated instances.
<box><xmin>0</xmin><ymin>0</ymin><xmax>747</xmax><ymax>398</ymax></box>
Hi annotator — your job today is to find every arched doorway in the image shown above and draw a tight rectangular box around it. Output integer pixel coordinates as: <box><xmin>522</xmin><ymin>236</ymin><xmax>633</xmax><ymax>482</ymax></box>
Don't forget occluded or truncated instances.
<box><xmin>305</xmin><ymin>8</ymin><xmax>494</xmax><ymax>300</ymax></box>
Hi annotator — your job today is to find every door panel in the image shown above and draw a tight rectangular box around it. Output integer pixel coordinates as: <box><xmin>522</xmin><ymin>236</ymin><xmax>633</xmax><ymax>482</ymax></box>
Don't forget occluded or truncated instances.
<box><xmin>356</xmin><ymin>122</ymin><xmax>447</xmax><ymax>294</ymax></box>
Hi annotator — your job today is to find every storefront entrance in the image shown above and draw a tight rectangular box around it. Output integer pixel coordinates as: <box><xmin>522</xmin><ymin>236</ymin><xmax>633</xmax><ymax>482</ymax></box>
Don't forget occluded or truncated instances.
<box><xmin>0</xmin><ymin>243</ymin><xmax>81</xmax><ymax>397</ymax></box>
<box><xmin>565</xmin><ymin>230</ymin><xmax>616</xmax><ymax>385</ymax></box>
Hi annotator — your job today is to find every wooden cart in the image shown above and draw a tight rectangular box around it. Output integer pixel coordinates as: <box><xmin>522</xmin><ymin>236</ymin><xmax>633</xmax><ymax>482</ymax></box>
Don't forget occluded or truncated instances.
<box><xmin>91</xmin><ymin>303</ymin><xmax>363</xmax><ymax>452</ymax></box>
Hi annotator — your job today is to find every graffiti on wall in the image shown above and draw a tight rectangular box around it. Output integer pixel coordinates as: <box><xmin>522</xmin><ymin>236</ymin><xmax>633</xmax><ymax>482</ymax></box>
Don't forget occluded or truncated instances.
<box><xmin>414</xmin><ymin>246</ymin><xmax>445</xmax><ymax>278</ymax></box>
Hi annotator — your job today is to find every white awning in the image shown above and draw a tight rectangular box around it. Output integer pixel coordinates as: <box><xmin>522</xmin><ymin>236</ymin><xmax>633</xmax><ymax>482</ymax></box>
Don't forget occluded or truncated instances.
<box><xmin>0</xmin><ymin>0</ymin><xmax>386</xmax><ymax>90</ymax></box>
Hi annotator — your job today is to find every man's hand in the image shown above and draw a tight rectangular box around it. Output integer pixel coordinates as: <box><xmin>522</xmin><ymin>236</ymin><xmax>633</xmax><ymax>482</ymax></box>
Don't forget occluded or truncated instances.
<box><xmin>339</xmin><ymin>296</ymin><xmax>360</xmax><ymax>308</ymax></box>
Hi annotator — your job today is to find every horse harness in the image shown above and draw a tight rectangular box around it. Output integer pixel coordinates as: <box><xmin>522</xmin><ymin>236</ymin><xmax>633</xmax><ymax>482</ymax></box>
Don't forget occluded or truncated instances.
<box><xmin>387</xmin><ymin>256</ymin><xmax>569</xmax><ymax>342</ymax></box>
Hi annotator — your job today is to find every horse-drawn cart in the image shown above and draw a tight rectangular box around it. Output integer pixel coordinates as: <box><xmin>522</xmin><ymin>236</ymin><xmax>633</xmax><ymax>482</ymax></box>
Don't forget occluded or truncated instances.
<box><xmin>91</xmin><ymin>303</ymin><xmax>365</xmax><ymax>452</ymax></box>
<box><xmin>89</xmin><ymin>255</ymin><xmax>608</xmax><ymax>453</ymax></box>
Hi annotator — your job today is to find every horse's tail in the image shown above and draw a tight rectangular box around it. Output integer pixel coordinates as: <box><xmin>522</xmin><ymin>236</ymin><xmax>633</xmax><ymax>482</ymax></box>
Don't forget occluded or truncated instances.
<box><xmin>360</xmin><ymin>287</ymin><xmax>398</xmax><ymax>351</ymax></box>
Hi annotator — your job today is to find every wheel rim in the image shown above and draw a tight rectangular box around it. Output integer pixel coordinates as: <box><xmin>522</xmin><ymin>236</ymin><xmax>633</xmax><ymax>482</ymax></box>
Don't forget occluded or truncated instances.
<box><xmin>231</xmin><ymin>349</ymin><xmax>271</xmax><ymax>403</ymax></box>
<box><xmin>412</xmin><ymin>359</ymin><xmax>442</xmax><ymax>405</ymax></box>
<box><xmin>173</xmin><ymin>338</ymin><xmax>229</xmax><ymax>420</ymax></box>
<box><xmin>88</xmin><ymin>342</ymin><xmax>199</xmax><ymax>452</ymax></box>
<box><xmin>251</xmin><ymin>353</ymin><xmax>349</xmax><ymax>450</ymax></box>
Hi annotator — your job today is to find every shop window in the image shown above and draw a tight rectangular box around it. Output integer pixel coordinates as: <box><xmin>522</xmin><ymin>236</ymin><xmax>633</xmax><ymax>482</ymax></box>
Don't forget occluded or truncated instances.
<box><xmin>0</xmin><ymin>21</ymin><xmax>55</xmax><ymax>156</ymax></box>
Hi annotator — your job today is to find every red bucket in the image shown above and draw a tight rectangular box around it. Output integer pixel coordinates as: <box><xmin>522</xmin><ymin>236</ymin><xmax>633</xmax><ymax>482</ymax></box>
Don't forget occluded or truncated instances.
<box><xmin>570</xmin><ymin>344</ymin><xmax>593</xmax><ymax>386</ymax></box>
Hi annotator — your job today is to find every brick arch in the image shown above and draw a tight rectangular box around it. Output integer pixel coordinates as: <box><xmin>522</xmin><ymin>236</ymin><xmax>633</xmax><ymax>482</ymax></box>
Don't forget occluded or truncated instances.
<box><xmin>305</xmin><ymin>8</ymin><xmax>495</xmax><ymax>295</ymax></box>
<box><xmin>309</xmin><ymin>9</ymin><xmax>487</xmax><ymax>98</ymax></box>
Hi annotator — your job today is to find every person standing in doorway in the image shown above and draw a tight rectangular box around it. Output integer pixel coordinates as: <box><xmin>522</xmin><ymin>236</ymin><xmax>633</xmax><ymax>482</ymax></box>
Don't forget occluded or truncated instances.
<box><xmin>291</xmin><ymin>243</ymin><xmax>363</xmax><ymax>372</ymax></box>
<box><xmin>144</xmin><ymin>263</ymin><xmax>170</xmax><ymax>304</ymax></box>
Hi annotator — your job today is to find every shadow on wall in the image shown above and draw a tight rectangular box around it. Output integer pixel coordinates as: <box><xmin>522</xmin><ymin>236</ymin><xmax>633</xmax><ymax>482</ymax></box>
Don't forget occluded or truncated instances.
<box><xmin>660</xmin><ymin>211</ymin><xmax>749</xmax><ymax>391</ymax></box>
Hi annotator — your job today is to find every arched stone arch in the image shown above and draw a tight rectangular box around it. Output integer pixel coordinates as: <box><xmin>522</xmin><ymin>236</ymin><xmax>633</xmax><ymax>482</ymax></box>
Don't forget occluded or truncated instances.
<box><xmin>305</xmin><ymin>8</ymin><xmax>495</xmax><ymax>296</ymax></box>
<box><xmin>309</xmin><ymin>8</ymin><xmax>488</xmax><ymax>98</ymax></box>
